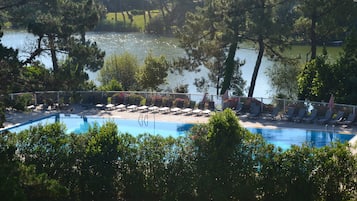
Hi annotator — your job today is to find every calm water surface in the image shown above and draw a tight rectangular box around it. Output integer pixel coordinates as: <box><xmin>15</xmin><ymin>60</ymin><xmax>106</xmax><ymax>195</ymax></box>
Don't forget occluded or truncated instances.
<box><xmin>3</xmin><ymin>31</ymin><xmax>330</xmax><ymax>98</ymax></box>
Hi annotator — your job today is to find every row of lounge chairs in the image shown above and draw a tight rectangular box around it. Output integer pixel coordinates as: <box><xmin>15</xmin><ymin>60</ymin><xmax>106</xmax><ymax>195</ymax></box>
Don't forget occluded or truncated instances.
<box><xmin>96</xmin><ymin>101</ymin><xmax>215</xmax><ymax>117</ymax></box>
<box><xmin>243</xmin><ymin>104</ymin><xmax>356</xmax><ymax>127</ymax></box>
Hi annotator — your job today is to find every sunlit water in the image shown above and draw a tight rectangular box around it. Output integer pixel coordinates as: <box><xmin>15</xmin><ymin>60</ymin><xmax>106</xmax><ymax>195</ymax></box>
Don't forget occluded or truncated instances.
<box><xmin>2</xmin><ymin>113</ymin><xmax>354</xmax><ymax>150</ymax></box>
<box><xmin>2</xmin><ymin>31</ymin><xmax>280</xmax><ymax>97</ymax></box>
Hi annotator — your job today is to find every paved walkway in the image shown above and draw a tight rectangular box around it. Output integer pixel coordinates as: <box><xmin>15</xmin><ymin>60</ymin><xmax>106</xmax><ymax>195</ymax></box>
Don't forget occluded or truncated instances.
<box><xmin>3</xmin><ymin>106</ymin><xmax>357</xmax><ymax>154</ymax></box>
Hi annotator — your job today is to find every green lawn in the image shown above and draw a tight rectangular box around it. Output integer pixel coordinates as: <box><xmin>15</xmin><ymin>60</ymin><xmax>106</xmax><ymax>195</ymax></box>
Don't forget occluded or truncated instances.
<box><xmin>284</xmin><ymin>45</ymin><xmax>343</xmax><ymax>62</ymax></box>
<box><xmin>242</xmin><ymin>41</ymin><xmax>343</xmax><ymax>63</ymax></box>
<box><xmin>106</xmin><ymin>10</ymin><xmax>160</xmax><ymax>31</ymax></box>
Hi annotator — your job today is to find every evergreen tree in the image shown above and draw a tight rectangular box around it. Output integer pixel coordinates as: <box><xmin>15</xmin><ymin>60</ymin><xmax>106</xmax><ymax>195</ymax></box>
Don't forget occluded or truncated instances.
<box><xmin>136</xmin><ymin>52</ymin><xmax>169</xmax><ymax>91</ymax></box>
<box><xmin>0</xmin><ymin>26</ymin><xmax>21</xmax><ymax>127</ymax></box>
<box><xmin>8</xmin><ymin>0</ymin><xmax>106</xmax><ymax>90</ymax></box>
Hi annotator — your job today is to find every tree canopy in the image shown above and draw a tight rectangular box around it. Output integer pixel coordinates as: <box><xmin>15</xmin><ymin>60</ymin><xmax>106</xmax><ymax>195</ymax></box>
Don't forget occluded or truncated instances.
<box><xmin>294</xmin><ymin>0</ymin><xmax>357</xmax><ymax>61</ymax></box>
<box><xmin>176</xmin><ymin>0</ymin><xmax>298</xmax><ymax>97</ymax></box>
<box><xmin>1</xmin><ymin>0</ymin><xmax>356</xmax><ymax>104</ymax></box>
<box><xmin>6</xmin><ymin>0</ymin><xmax>106</xmax><ymax>90</ymax></box>
<box><xmin>298</xmin><ymin>31</ymin><xmax>357</xmax><ymax>104</ymax></box>
<box><xmin>0</xmin><ymin>26</ymin><xmax>22</xmax><ymax>127</ymax></box>
<box><xmin>136</xmin><ymin>52</ymin><xmax>169</xmax><ymax>91</ymax></box>
<box><xmin>99</xmin><ymin>52</ymin><xmax>140</xmax><ymax>91</ymax></box>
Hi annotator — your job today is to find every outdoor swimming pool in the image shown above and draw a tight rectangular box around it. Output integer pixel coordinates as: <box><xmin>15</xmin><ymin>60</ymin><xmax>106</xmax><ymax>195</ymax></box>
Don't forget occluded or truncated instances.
<box><xmin>4</xmin><ymin>114</ymin><xmax>193</xmax><ymax>137</ymax></box>
<box><xmin>2</xmin><ymin>113</ymin><xmax>355</xmax><ymax>149</ymax></box>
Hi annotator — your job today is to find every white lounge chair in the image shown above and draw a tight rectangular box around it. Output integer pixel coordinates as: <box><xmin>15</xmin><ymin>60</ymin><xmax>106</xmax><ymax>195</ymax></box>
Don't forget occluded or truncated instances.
<box><xmin>159</xmin><ymin>106</ymin><xmax>170</xmax><ymax>114</ymax></box>
<box><xmin>96</xmin><ymin>104</ymin><xmax>104</xmax><ymax>110</ymax></box>
<box><xmin>148</xmin><ymin>106</ymin><xmax>159</xmax><ymax>113</ymax></box>
<box><xmin>116</xmin><ymin>104</ymin><xmax>126</xmax><ymax>111</ymax></box>
<box><xmin>181</xmin><ymin>108</ymin><xmax>193</xmax><ymax>115</ymax></box>
<box><xmin>127</xmin><ymin>104</ymin><xmax>138</xmax><ymax>111</ymax></box>
<box><xmin>137</xmin><ymin>105</ymin><xmax>149</xmax><ymax>111</ymax></box>
<box><xmin>192</xmin><ymin>109</ymin><xmax>203</xmax><ymax>116</ymax></box>
<box><xmin>202</xmin><ymin>109</ymin><xmax>211</xmax><ymax>116</ymax></box>
<box><xmin>170</xmin><ymin>107</ymin><xmax>182</xmax><ymax>114</ymax></box>
<box><xmin>105</xmin><ymin>104</ymin><xmax>115</xmax><ymax>110</ymax></box>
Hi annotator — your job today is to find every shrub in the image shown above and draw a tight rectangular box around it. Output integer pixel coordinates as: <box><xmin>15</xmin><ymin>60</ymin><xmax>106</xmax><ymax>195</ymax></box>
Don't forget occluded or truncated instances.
<box><xmin>127</xmin><ymin>94</ymin><xmax>144</xmax><ymax>105</ymax></box>
<box><xmin>11</xmin><ymin>94</ymin><xmax>33</xmax><ymax>111</ymax></box>
<box><xmin>111</xmin><ymin>93</ymin><xmax>126</xmax><ymax>104</ymax></box>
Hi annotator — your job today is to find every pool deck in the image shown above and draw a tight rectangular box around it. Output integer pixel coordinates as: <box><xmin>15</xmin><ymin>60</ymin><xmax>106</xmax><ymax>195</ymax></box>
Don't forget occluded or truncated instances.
<box><xmin>3</xmin><ymin>105</ymin><xmax>357</xmax><ymax>154</ymax></box>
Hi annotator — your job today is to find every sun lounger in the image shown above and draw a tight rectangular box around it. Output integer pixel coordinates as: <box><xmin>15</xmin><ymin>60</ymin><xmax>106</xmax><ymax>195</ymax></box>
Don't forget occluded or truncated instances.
<box><xmin>207</xmin><ymin>101</ymin><xmax>215</xmax><ymax>111</ymax></box>
<box><xmin>337</xmin><ymin>113</ymin><xmax>356</xmax><ymax>127</ymax></box>
<box><xmin>328</xmin><ymin>111</ymin><xmax>344</xmax><ymax>125</ymax></box>
<box><xmin>292</xmin><ymin>108</ymin><xmax>306</xmax><ymax>122</ymax></box>
<box><xmin>181</xmin><ymin>101</ymin><xmax>196</xmax><ymax>115</ymax></box>
<box><xmin>302</xmin><ymin>109</ymin><xmax>317</xmax><ymax>123</ymax></box>
<box><xmin>105</xmin><ymin>104</ymin><xmax>115</xmax><ymax>110</ymax></box>
<box><xmin>137</xmin><ymin>105</ymin><xmax>149</xmax><ymax>112</ymax></box>
<box><xmin>127</xmin><ymin>104</ymin><xmax>138</xmax><ymax>111</ymax></box>
<box><xmin>282</xmin><ymin>107</ymin><xmax>295</xmax><ymax>121</ymax></box>
<box><xmin>27</xmin><ymin>105</ymin><xmax>36</xmax><ymax>111</ymax></box>
<box><xmin>264</xmin><ymin>106</ymin><xmax>280</xmax><ymax>120</ymax></box>
<box><xmin>202</xmin><ymin>109</ymin><xmax>212</xmax><ymax>116</ymax></box>
<box><xmin>193</xmin><ymin>101</ymin><xmax>205</xmax><ymax>116</ymax></box>
<box><xmin>171</xmin><ymin>99</ymin><xmax>185</xmax><ymax>114</ymax></box>
<box><xmin>171</xmin><ymin>107</ymin><xmax>182</xmax><ymax>114</ymax></box>
<box><xmin>192</xmin><ymin>109</ymin><xmax>203</xmax><ymax>116</ymax></box>
<box><xmin>116</xmin><ymin>104</ymin><xmax>126</xmax><ymax>111</ymax></box>
<box><xmin>235</xmin><ymin>102</ymin><xmax>243</xmax><ymax>115</ymax></box>
<box><xmin>159</xmin><ymin>106</ymin><xmax>170</xmax><ymax>114</ymax></box>
<box><xmin>247</xmin><ymin>104</ymin><xmax>261</xmax><ymax>119</ymax></box>
<box><xmin>181</xmin><ymin>108</ymin><xmax>193</xmax><ymax>115</ymax></box>
<box><xmin>318</xmin><ymin>110</ymin><xmax>333</xmax><ymax>124</ymax></box>
<box><xmin>148</xmin><ymin>106</ymin><xmax>159</xmax><ymax>113</ymax></box>
<box><xmin>96</xmin><ymin>104</ymin><xmax>105</xmax><ymax>110</ymax></box>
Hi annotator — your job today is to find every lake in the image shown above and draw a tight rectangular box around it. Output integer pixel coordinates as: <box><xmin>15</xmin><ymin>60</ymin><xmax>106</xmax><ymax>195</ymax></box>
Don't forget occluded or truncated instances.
<box><xmin>1</xmin><ymin>30</ymin><xmax>342</xmax><ymax>98</ymax></box>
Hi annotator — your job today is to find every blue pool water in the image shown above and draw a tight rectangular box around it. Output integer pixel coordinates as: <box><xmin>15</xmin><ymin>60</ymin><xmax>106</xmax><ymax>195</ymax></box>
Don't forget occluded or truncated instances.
<box><xmin>4</xmin><ymin>114</ymin><xmax>194</xmax><ymax>138</ymax></box>
<box><xmin>247</xmin><ymin>127</ymin><xmax>354</xmax><ymax>150</ymax></box>
<box><xmin>2</xmin><ymin>113</ymin><xmax>355</xmax><ymax>149</ymax></box>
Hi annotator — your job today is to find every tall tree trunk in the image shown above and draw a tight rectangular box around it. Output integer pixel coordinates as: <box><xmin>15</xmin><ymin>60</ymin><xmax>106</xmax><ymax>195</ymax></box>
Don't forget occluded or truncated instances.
<box><xmin>121</xmin><ymin>12</ymin><xmax>126</xmax><ymax>25</ymax></box>
<box><xmin>80</xmin><ymin>31</ymin><xmax>86</xmax><ymax>44</ymax></box>
<box><xmin>159</xmin><ymin>1</ymin><xmax>168</xmax><ymax>33</ymax></box>
<box><xmin>23</xmin><ymin>36</ymin><xmax>43</xmax><ymax>65</ymax></box>
<box><xmin>126</xmin><ymin>11</ymin><xmax>133</xmax><ymax>25</ymax></box>
<box><xmin>310</xmin><ymin>7</ymin><xmax>317</xmax><ymax>60</ymax></box>
<box><xmin>148</xmin><ymin>10</ymin><xmax>152</xmax><ymax>19</ymax></box>
<box><xmin>115</xmin><ymin>12</ymin><xmax>118</xmax><ymax>24</ymax></box>
<box><xmin>161</xmin><ymin>0</ymin><xmax>171</xmax><ymax>14</ymax></box>
<box><xmin>48</xmin><ymin>35</ymin><xmax>59</xmax><ymax>74</ymax></box>
<box><xmin>216</xmin><ymin>61</ymin><xmax>221</xmax><ymax>95</ymax></box>
<box><xmin>143</xmin><ymin>11</ymin><xmax>147</xmax><ymax>28</ymax></box>
<box><xmin>221</xmin><ymin>40</ymin><xmax>238</xmax><ymax>95</ymax></box>
<box><xmin>248</xmin><ymin>36</ymin><xmax>264</xmax><ymax>98</ymax></box>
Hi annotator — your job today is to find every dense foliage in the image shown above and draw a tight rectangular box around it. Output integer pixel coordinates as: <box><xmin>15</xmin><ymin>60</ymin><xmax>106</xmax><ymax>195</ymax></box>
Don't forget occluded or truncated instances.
<box><xmin>1</xmin><ymin>109</ymin><xmax>356</xmax><ymax>201</ymax></box>
<box><xmin>1</xmin><ymin>0</ymin><xmax>356</xmax><ymax>99</ymax></box>
<box><xmin>99</xmin><ymin>52</ymin><xmax>141</xmax><ymax>91</ymax></box>
<box><xmin>136</xmin><ymin>52</ymin><xmax>169</xmax><ymax>91</ymax></box>
<box><xmin>4</xmin><ymin>0</ymin><xmax>106</xmax><ymax>91</ymax></box>
<box><xmin>298</xmin><ymin>31</ymin><xmax>357</xmax><ymax>104</ymax></box>
<box><xmin>0</xmin><ymin>26</ymin><xmax>21</xmax><ymax>127</ymax></box>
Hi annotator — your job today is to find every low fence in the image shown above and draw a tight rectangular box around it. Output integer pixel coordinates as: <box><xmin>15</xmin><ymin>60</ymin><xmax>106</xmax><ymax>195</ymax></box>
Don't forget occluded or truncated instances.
<box><xmin>8</xmin><ymin>91</ymin><xmax>357</xmax><ymax>117</ymax></box>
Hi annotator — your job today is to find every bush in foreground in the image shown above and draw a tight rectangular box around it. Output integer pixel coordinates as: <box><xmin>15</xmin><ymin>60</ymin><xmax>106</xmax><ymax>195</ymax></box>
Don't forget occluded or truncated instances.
<box><xmin>0</xmin><ymin>109</ymin><xmax>356</xmax><ymax>201</ymax></box>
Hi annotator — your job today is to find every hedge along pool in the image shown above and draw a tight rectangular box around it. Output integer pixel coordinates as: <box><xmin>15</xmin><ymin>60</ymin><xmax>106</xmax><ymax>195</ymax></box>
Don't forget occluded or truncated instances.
<box><xmin>2</xmin><ymin>113</ymin><xmax>355</xmax><ymax>150</ymax></box>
